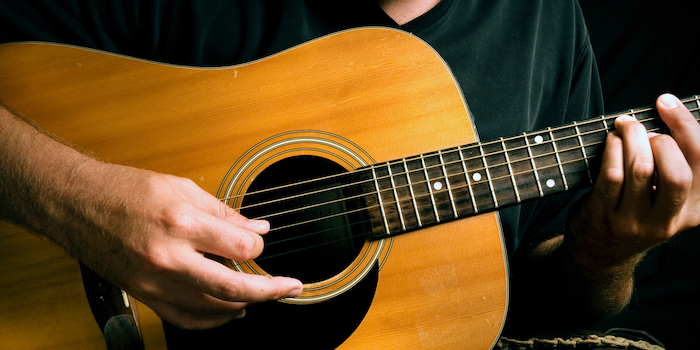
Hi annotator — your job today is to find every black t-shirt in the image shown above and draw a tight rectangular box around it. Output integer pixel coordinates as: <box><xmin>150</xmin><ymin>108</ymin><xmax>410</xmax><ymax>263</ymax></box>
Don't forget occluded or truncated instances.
<box><xmin>0</xmin><ymin>0</ymin><xmax>603</xmax><ymax>347</ymax></box>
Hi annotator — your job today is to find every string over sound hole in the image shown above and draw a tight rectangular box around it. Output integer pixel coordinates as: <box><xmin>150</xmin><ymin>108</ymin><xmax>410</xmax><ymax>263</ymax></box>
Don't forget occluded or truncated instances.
<box><xmin>240</xmin><ymin>156</ymin><xmax>372</xmax><ymax>283</ymax></box>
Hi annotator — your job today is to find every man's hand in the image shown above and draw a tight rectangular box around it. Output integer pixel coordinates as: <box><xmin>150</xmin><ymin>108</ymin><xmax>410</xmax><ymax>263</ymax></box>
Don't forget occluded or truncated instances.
<box><xmin>557</xmin><ymin>93</ymin><xmax>700</xmax><ymax>319</ymax></box>
<box><xmin>568</xmin><ymin>93</ymin><xmax>700</xmax><ymax>269</ymax></box>
<box><xmin>74</xmin><ymin>164</ymin><xmax>304</xmax><ymax>330</ymax></box>
<box><xmin>0</xmin><ymin>104</ymin><xmax>302</xmax><ymax>330</ymax></box>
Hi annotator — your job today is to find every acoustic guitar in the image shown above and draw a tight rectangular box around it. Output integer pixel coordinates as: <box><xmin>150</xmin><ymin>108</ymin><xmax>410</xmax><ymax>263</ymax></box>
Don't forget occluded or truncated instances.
<box><xmin>0</xmin><ymin>28</ymin><xmax>696</xmax><ymax>350</ymax></box>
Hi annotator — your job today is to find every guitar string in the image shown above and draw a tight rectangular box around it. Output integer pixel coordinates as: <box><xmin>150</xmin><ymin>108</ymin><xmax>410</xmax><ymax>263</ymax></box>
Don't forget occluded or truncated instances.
<box><xmin>218</xmin><ymin>112</ymin><xmax>611</xmax><ymax>203</ymax></box>
<box><xmin>255</xmin><ymin>222</ymin><xmax>375</xmax><ymax>262</ymax></box>
<box><xmin>219</xmin><ymin>97</ymin><xmax>698</xmax><ymax>204</ymax></box>
<box><xmin>221</xmin><ymin>101</ymin><xmax>700</xmax><ymax>213</ymax></box>
<box><xmin>223</xmin><ymin>105</ymin><xmax>700</xmax><ymax>222</ymax></box>
<box><xmin>243</xmin><ymin>102</ymin><xmax>700</xmax><ymax>260</ymax></box>
<box><xmin>257</xmin><ymin>148</ymin><xmax>612</xmax><ymax>262</ymax></box>
<box><xmin>255</xmin><ymin>115</ymin><xmax>697</xmax><ymax>257</ymax></box>
<box><xmin>254</xmin><ymin>219</ymin><xmax>376</xmax><ymax>262</ymax></box>
<box><xmin>235</xmin><ymin>110</ymin><xmax>700</xmax><ymax>244</ymax></box>
<box><xmin>254</xmin><ymin>113</ymin><xmax>680</xmax><ymax>261</ymax></box>
<box><xmin>265</xmin><ymin>150</ymin><xmax>602</xmax><ymax>233</ymax></box>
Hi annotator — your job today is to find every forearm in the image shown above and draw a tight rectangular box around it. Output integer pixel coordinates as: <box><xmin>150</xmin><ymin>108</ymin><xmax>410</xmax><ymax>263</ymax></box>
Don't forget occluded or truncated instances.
<box><xmin>0</xmin><ymin>101</ymin><xmax>99</xmax><ymax>248</ymax></box>
<box><xmin>505</xmin><ymin>232</ymin><xmax>640</xmax><ymax>336</ymax></box>
<box><xmin>537</xmin><ymin>234</ymin><xmax>638</xmax><ymax>320</ymax></box>
<box><xmin>0</xmin><ymin>100</ymin><xmax>303</xmax><ymax>329</ymax></box>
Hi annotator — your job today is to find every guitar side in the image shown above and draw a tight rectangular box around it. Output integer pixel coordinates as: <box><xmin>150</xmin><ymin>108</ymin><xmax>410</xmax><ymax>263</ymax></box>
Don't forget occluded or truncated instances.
<box><xmin>0</xmin><ymin>28</ymin><xmax>507</xmax><ymax>349</ymax></box>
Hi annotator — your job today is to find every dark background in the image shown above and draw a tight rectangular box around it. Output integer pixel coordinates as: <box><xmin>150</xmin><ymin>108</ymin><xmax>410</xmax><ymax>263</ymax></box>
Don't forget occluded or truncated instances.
<box><xmin>579</xmin><ymin>1</ymin><xmax>700</xmax><ymax>349</ymax></box>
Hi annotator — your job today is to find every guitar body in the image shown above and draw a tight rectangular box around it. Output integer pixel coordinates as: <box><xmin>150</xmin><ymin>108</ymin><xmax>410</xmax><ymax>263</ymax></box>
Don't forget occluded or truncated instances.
<box><xmin>0</xmin><ymin>28</ymin><xmax>507</xmax><ymax>349</ymax></box>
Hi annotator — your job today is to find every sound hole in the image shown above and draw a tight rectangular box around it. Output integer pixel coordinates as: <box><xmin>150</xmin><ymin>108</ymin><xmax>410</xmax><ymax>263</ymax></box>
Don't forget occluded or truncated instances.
<box><xmin>240</xmin><ymin>156</ymin><xmax>372</xmax><ymax>283</ymax></box>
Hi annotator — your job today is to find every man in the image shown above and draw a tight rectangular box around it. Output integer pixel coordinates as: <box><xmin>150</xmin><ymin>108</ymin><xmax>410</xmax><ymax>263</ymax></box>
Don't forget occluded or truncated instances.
<box><xmin>0</xmin><ymin>0</ymin><xmax>698</xmax><ymax>348</ymax></box>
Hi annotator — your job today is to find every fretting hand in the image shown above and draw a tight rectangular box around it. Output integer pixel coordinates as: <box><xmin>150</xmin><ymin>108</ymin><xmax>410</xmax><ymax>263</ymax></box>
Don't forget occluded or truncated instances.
<box><xmin>567</xmin><ymin>93</ymin><xmax>700</xmax><ymax>268</ymax></box>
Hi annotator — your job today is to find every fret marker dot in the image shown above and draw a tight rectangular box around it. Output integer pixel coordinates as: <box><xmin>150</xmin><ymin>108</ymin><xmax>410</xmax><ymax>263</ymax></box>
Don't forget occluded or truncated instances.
<box><xmin>534</xmin><ymin>135</ymin><xmax>544</xmax><ymax>144</ymax></box>
<box><xmin>433</xmin><ymin>181</ymin><xmax>443</xmax><ymax>190</ymax></box>
<box><xmin>546</xmin><ymin>179</ymin><xmax>556</xmax><ymax>188</ymax></box>
<box><xmin>472</xmin><ymin>172</ymin><xmax>482</xmax><ymax>182</ymax></box>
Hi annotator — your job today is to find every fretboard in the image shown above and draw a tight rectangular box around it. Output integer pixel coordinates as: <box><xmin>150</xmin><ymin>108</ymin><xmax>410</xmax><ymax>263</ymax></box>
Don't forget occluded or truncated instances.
<box><xmin>364</xmin><ymin>96</ymin><xmax>700</xmax><ymax>239</ymax></box>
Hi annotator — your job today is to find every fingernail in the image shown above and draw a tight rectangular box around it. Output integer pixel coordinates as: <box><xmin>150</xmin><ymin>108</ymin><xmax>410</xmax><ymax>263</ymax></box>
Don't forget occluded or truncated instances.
<box><xmin>286</xmin><ymin>285</ymin><xmax>303</xmax><ymax>298</ymax></box>
<box><xmin>616</xmin><ymin>115</ymin><xmax>635</xmax><ymax>122</ymax></box>
<box><xmin>660</xmin><ymin>94</ymin><xmax>679</xmax><ymax>109</ymax></box>
<box><xmin>249</xmin><ymin>219</ymin><xmax>270</xmax><ymax>233</ymax></box>
<box><xmin>233</xmin><ymin>309</ymin><xmax>246</xmax><ymax>320</ymax></box>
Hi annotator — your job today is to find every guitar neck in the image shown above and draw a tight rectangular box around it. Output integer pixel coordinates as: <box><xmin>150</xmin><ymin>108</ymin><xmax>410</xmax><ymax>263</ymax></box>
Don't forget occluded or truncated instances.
<box><xmin>366</xmin><ymin>95</ymin><xmax>700</xmax><ymax>239</ymax></box>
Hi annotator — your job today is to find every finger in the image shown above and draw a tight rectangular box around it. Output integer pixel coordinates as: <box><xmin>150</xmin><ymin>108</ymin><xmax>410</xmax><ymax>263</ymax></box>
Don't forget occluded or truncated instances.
<box><xmin>145</xmin><ymin>297</ymin><xmax>246</xmax><ymax>330</ymax></box>
<box><xmin>614</xmin><ymin>115</ymin><xmax>655</xmax><ymax>210</ymax></box>
<box><xmin>592</xmin><ymin>129</ymin><xmax>625</xmax><ymax>210</ymax></box>
<box><xmin>189</xmin><ymin>209</ymin><xmax>266</xmax><ymax>261</ymax></box>
<box><xmin>648</xmin><ymin>133</ymin><xmax>692</xmax><ymax>227</ymax></box>
<box><xmin>174</xmin><ymin>177</ymin><xmax>270</xmax><ymax>235</ymax></box>
<box><xmin>222</xmin><ymin>208</ymin><xmax>270</xmax><ymax>235</ymax></box>
<box><xmin>657</xmin><ymin>94</ymin><xmax>700</xmax><ymax>176</ymax></box>
<box><xmin>179</xmin><ymin>252</ymin><xmax>303</xmax><ymax>303</ymax></box>
<box><xmin>132</xmin><ymin>273</ymin><xmax>250</xmax><ymax>316</ymax></box>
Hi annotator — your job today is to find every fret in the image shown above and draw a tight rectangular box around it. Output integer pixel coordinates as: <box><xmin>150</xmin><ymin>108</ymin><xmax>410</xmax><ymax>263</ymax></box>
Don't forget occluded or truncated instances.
<box><xmin>526</xmin><ymin>131</ymin><xmax>566</xmax><ymax>195</ymax></box>
<box><xmin>461</xmin><ymin>145</ymin><xmax>496</xmax><ymax>211</ymax></box>
<box><xmin>405</xmin><ymin>157</ymin><xmax>438</xmax><ymax>225</ymax></box>
<box><xmin>503</xmin><ymin>135</ymin><xmax>539</xmax><ymax>202</ymax></box>
<box><xmin>524</xmin><ymin>133</ymin><xmax>544</xmax><ymax>197</ymax></box>
<box><xmin>631</xmin><ymin>108</ymin><xmax>670</xmax><ymax>136</ymax></box>
<box><xmin>501</xmin><ymin>138</ymin><xmax>521</xmax><ymax>203</ymax></box>
<box><xmin>601</xmin><ymin>115</ymin><xmax>610</xmax><ymax>134</ymax></box>
<box><xmin>692</xmin><ymin>96</ymin><xmax>700</xmax><ymax>120</ymax></box>
<box><xmin>458</xmin><ymin>145</ymin><xmax>479</xmax><ymax>214</ymax></box>
<box><xmin>576</xmin><ymin>117</ymin><xmax>608</xmax><ymax>179</ymax></box>
<box><xmin>420</xmin><ymin>156</ymin><xmax>441</xmax><ymax>222</ymax></box>
<box><xmin>438</xmin><ymin>150</ymin><xmax>459</xmax><ymax>218</ymax></box>
<box><xmin>550</xmin><ymin>125</ymin><xmax>594</xmax><ymax>190</ymax></box>
<box><xmin>402</xmin><ymin>159</ymin><xmax>423</xmax><ymax>227</ymax></box>
<box><xmin>547</xmin><ymin>127</ymin><xmax>569</xmax><ymax>191</ymax></box>
<box><xmin>573</xmin><ymin>121</ymin><xmax>593</xmax><ymax>183</ymax></box>
<box><xmin>386</xmin><ymin>163</ymin><xmax>406</xmax><ymax>232</ymax></box>
<box><xmin>389</xmin><ymin>161</ymin><xmax>421</xmax><ymax>232</ymax></box>
<box><xmin>443</xmin><ymin>146</ymin><xmax>476</xmax><ymax>216</ymax></box>
<box><xmin>481</xmin><ymin>140</ymin><xmax>521</xmax><ymax>207</ymax></box>
<box><xmin>480</xmin><ymin>144</ymin><xmax>499</xmax><ymax>208</ymax></box>
<box><xmin>370</xmin><ymin>166</ymin><xmax>391</xmax><ymax>236</ymax></box>
<box><xmin>421</xmin><ymin>153</ymin><xmax>456</xmax><ymax>222</ymax></box>
<box><xmin>373</xmin><ymin>163</ymin><xmax>411</xmax><ymax>235</ymax></box>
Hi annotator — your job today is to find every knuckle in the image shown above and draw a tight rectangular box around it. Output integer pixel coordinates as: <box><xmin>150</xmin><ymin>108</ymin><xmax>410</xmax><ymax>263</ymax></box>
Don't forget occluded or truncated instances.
<box><xmin>650</xmin><ymin>133</ymin><xmax>674</xmax><ymax>145</ymax></box>
<box><xmin>631</xmin><ymin>161</ymin><xmax>655</xmax><ymax>180</ymax></box>
<box><xmin>650</xmin><ymin>225</ymin><xmax>676</xmax><ymax>243</ymax></box>
<box><xmin>160</xmin><ymin>204</ymin><xmax>196</xmax><ymax>234</ymax></box>
<box><xmin>235</xmin><ymin>233</ymin><xmax>259</xmax><ymax>260</ymax></box>
<box><xmin>629</xmin><ymin>122</ymin><xmax>647</xmax><ymax>135</ymax></box>
<box><xmin>665</xmin><ymin>168</ymin><xmax>693</xmax><ymax>191</ymax></box>
<box><xmin>217</xmin><ymin>279</ymin><xmax>242</xmax><ymax>301</ymax></box>
<box><xmin>600</xmin><ymin>168</ymin><xmax>624</xmax><ymax>186</ymax></box>
<box><xmin>142</xmin><ymin>247</ymin><xmax>176</xmax><ymax>275</ymax></box>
